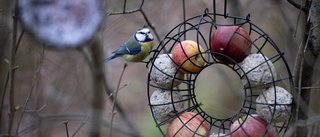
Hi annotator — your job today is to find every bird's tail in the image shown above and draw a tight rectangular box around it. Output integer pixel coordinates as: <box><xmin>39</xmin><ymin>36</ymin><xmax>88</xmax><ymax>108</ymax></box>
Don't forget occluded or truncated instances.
<box><xmin>104</xmin><ymin>54</ymin><xmax>121</xmax><ymax>63</ymax></box>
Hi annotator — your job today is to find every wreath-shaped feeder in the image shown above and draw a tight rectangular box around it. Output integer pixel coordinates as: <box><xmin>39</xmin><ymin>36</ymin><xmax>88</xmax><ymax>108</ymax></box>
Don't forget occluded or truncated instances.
<box><xmin>147</xmin><ymin>4</ymin><xmax>293</xmax><ymax>137</ymax></box>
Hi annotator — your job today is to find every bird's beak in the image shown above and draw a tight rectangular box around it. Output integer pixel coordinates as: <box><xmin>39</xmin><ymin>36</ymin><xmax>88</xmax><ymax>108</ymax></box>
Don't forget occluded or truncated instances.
<box><xmin>146</xmin><ymin>36</ymin><xmax>154</xmax><ymax>42</ymax></box>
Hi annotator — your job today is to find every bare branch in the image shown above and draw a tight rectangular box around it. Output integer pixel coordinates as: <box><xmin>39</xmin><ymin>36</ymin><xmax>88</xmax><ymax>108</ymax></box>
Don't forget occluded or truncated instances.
<box><xmin>139</xmin><ymin>10</ymin><xmax>161</xmax><ymax>42</ymax></box>
<box><xmin>292</xmin><ymin>0</ymin><xmax>320</xmax><ymax>136</ymax></box>
<box><xmin>15</xmin><ymin>45</ymin><xmax>45</xmax><ymax>137</ymax></box>
<box><xmin>107</xmin><ymin>8</ymin><xmax>140</xmax><ymax>15</ymax></box>
<box><xmin>287</xmin><ymin>0</ymin><xmax>309</xmax><ymax>12</ymax></box>
<box><xmin>109</xmin><ymin>63</ymin><xmax>127</xmax><ymax>137</ymax></box>
<box><xmin>7</xmin><ymin>6</ymin><xmax>18</xmax><ymax>136</ymax></box>
<box><xmin>86</xmin><ymin>36</ymin><xmax>105</xmax><ymax>137</ymax></box>
<box><xmin>105</xmin><ymin>0</ymin><xmax>160</xmax><ymax>43</ymax></box>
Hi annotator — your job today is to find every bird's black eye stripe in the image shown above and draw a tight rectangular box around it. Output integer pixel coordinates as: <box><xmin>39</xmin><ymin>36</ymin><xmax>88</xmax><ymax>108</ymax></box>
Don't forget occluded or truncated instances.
<box><xmin>137</xmin><ymin>31</ymin><xmax>150</xmax><ymax>35</ymax></box>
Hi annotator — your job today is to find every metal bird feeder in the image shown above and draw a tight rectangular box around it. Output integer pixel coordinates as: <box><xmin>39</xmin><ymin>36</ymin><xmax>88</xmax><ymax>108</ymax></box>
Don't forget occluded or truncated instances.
<box><xmin>147</xmin><ymin>1</ymin><xmax>293</xmax><ymax>136</ymax></box>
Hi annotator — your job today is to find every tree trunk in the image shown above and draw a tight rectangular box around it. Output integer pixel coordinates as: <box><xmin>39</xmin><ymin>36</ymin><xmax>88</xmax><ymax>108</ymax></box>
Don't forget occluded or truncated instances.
<box><xmin>292</xmin><ymin>0</ymin><xmax>320</xmax><ymax>136</ymax></box>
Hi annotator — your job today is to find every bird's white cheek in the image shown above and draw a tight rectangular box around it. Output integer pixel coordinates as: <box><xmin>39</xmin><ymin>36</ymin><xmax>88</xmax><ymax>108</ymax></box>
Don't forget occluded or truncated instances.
<box><xmin>135</xmin><ymin>34</ymin><xmax>146</xmax><ymax>42</ymax></box>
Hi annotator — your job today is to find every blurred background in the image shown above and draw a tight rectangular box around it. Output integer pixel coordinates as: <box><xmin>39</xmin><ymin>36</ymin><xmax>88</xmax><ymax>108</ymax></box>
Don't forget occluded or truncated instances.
<box><xmin>1</xmin><ymin>0</ymin><xmax>320</xmax><ymax>137</ymax></box>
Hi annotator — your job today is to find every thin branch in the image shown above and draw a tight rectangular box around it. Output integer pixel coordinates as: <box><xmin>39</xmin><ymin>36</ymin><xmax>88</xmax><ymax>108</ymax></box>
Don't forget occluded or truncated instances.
<box><xmin>104</xmin><ymin>83</ymin><xmax>128</xmax><ymax>103</ymax></box>
<box><xmin>63</xmin><ymin>120</ymin><xmax>70</xmax><ymax>137</ymax></box>
<box><xmin>15</xmin><ymin>45</ymin><xmax>45</xmax><ymax>136</ymax></box>
<box><xmin>139</xmin><ymin>0</ymin><xmax>145</xmax><ymax>9</ymax></box>
<box><xmin>23</xmin><ymin>104</ymin><xmax>46</xmax><ymax>113</ymax></box>
<box><xmin>71</xmin><ymin>83</ymin><xmax>128</xmax><ymax>137</ymax></box>
<box><xmin>71</xmin><ymin>115</ymin><xmax>89</xmax><ymax>137</ymax></box>
<box><xmin>122</xmin><ymin>0</ymin><xmax>126</xmax><ymax>13</ymax></box>
<box><xmin>28</xmin><ymin>114</ymin><xmax>139</xmax><ymax>137</ymax></box>
<box><xmin>0</xmin><ymin>71</ymin><xmax>9</xmax><ymax>133</ymax></box>
<box><xmin>139</xmin><ymin>9</ymin><xmax>161</xmax><ymax>42</ymax></box>
<box><xmin>7</xmin><ymin>7</ymin><xmax>18</xmax><ymax>136</ymax></box>
<box><xmin>109</xmin><ymin>63</ymin><xmax>127</xmax><ymax>137</ymax></box>
<box><xmin>294</xmin><ymin>86</ymin><xmax>320</xmax><ymax>89</ymax></box>
<box><xmin>15</xmin><ymin>29</ymin><xmax>25</xmax><ymax>52</ymax></box>
<box><xmin>105</xmin><ymin>0</ymin><xmax>160</xmax><ymax>43</ymax></box>
<box><xmin>106</xmin><ymin>0</ymin><xmax>143</xmax><ymax>15</ymax></box>
<box><xmin>0</xmin><ymin>16</ymin><xmax>25</xmax><ymax>134</ymax></box>
<box><xmin>102</xmin><ymin>118</ymin><xmax>140</xmax><ymax>137</ymax></box>
<box><xmin>292</xmin><ymin>25</ymin><xmax>313</xmax><ymax>137</ymax></box>
<box><xmin>107</xmin><ymin>8</ymin><xmax>140</xmax><ymax>15</ymax></box>
<box><xmin>287</xmin><ymin>0</ymin><xmax>309</xmax><ymax>12</ymax></box>
<box><xmin>102</xmin><ymin>71</ymin><xmax>141</xmax><ymax>137</ymax></box>
<box><xmin>291</xmin><ymin>1</ymin><xmax>319</xmax><ymax>135</ymax></box>
<box><xmin>296</xmin><ymin>115</ymin><xmax>320</xmax><ymax>127</ymax></box>
<box><xmin>287</xmin><ymin>0</ymin><xmax>302</xmax><ymax>9</ymax></box>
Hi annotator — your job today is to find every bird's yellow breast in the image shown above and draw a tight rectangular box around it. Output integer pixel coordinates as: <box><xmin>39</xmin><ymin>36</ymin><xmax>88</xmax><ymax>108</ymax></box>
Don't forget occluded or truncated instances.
<box><xmin>123</xmin><ymin>41</ymin><xmax>154</xmax><ymax>63</ymax></box>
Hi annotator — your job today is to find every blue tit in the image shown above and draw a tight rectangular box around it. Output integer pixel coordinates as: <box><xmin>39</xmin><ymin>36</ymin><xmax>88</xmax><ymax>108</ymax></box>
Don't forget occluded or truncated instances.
<box><xmin>104</xmin><ymin>28</ymin><xmax>154</xmax><ymax>63</ymax></box>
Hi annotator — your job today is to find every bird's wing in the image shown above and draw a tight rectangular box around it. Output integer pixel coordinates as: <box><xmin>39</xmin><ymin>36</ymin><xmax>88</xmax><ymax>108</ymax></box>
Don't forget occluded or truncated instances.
<box><xmin>113</xmin><ymin>36</ymin><xmax>142</xmax><ymax>55</ymax></box>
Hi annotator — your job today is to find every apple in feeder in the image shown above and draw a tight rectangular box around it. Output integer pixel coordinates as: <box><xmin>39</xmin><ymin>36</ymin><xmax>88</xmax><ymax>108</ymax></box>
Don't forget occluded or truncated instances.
<box><xmin>210</xmin><ymin>26</ymin><xmax>251</xmax><ymax>64</ymax></box>
<box><xmin>166</xmin><ymin>112</ymin><xmax>209</xmax><ymax>137</ymax></box>
<box><xmin>230</xmin><ymin>114</ymin><xmax>276</xmax><ymax>137</ymax></box>
<box><xmin>172</xmin><ymin>40</ymin><xmax>206</xmax><ymax>74</ymax></box>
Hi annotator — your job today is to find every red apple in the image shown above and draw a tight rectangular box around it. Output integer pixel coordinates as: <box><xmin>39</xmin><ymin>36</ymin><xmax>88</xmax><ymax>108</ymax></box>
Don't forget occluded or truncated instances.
<box><xmin>172</xmin><ymin>40</ymin><xmax>206</xmax><ymax>74</ymax></box>
<box><xmin>210</xmin><ymin>26</ymin><xmax>251</xmax><ymax>64</ymax></box>
<box><xmin>166</xmin><ymin>112</ymin><xmax>209</xmax><ymax>137</ymax></box>
<box><xmin>230</xmin><ymin>114</ymin><xmax>276</xmax><ymax>137</ymax></box>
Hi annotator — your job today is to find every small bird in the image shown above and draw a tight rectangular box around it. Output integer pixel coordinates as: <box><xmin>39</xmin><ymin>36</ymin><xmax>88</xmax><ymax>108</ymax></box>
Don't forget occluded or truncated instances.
<box><xmin>104</xmin><ymin>28</ymin><xmax>154</xmax><ymax>63</ymax></box>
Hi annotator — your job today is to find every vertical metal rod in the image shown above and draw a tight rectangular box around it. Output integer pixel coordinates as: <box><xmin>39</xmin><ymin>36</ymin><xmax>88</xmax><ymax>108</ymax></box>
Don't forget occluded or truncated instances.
<box><xmin>224</xmin><ymin>0</ymin><xmax>227</xmax><ymax>17</ymax></box>
<box><xmin>213</xmin><ymin>0</ymin><xmax>216</xmax><ymax>21</ymax></box>
<box><xmin>183</xmin><ymin>0</ymin><xmax>186</xmax><ymax>40</ymax></box>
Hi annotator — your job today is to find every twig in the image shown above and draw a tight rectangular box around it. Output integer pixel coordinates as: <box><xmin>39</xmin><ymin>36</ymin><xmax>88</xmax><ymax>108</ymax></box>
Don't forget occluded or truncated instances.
<box><xmin>71</xmin><ymin>115</ymin><xmax>89</xmax><ymax>137</ymax></box>
<box><xmin>23</xmin><ymin>104</ymin><xmax>46</xmax><ymax>113</ymax></box>
<box><xmin>287</xmin><ymin>0</ymin><xmax>308</xmax><ymax>12</ymax></box>
<box><xmin>0</xmin><ymin>72</ymin><xmax>9</xmax><ymax>133</ymax></box>
<box><xmin>102</xmin><ymin>70</ymin><xmax>141</xmax><ymax>137</ymax></box>
<box><xmin>7</xmin><ymin>6</ymin><xmax>18</xmax><ymax>136</ymax></box>
<box><xmin>0</xmin><ymin>22</ymin><xmax>25</xmax><ymax>134</ymax></box>
<box><xmin>105</xmin><ymin>0</ymin><xmax>161</xmax><ymax>43</ymax></box>
<box><xmin>139</xmin><ymin>9</ymin><xmax>161</xmax><ymax>43</ymax></box>
<box><xmin>107</xmin><ymin>8</ymin><xmax>141</xmax><ymax>15</ymax></box>
<box><xmin>296</xmin><ymin>114</ymin><xmax>320</xmax><ymax>127</ymax></box>
<box><xmin>0</xmin><ymin>27</ymin><xmax>9</xmax><ymax>132</ymax></box>
<box><xmin>25</xmin><ymin>113</ymin><xmax>138</xmax><ymax>137</ymax></box>
<box><xmin>123</xmin><ymin>0</ymin><xmax>127</xmax><ymax>13</ymax></box>
<box><xmin>294</xmin><ymin>86</ymin><xmax>320</xmax><ymax>89</ymax></box>
<box><xmin>109</xmin><ymin>63</ymin><xmax>127</xmax><ymax>137</ymax></box>
<box><xmin>292</xmin><ymin>0</ymin><xmax>304</xmax><ymax>37</ymax></box>
<box><xmin>15</xmin><ymin>29</ymin><xmax>25</xmax><ymax>52</ymax></box>
<box><xmin>63</xmin><ymin>120</ymin><xmax>70</xmax><ymax>137</ymax></box>
<box><xmin>15</xmin><ymin>45</ymin><xmax>45</xmax><ymax>136</ymax></box>
<box><xmin>102</xmin><ymin>118</ymin><xmax>140</xmax><ymax>136</ymax></box>
<box><xmin>104</xmin><ymin>84</ymin><xmax>128</xmax><ymax>103</ymax></box>
<box><xmin>291</xmin><ymin>4</ymin><xmax>318</xmax><ymax>136</ymax></box>
<box><xmin>71</xmin><ymin>83</ymin><xmax>127</xmax><ymax>137</ymax></box>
